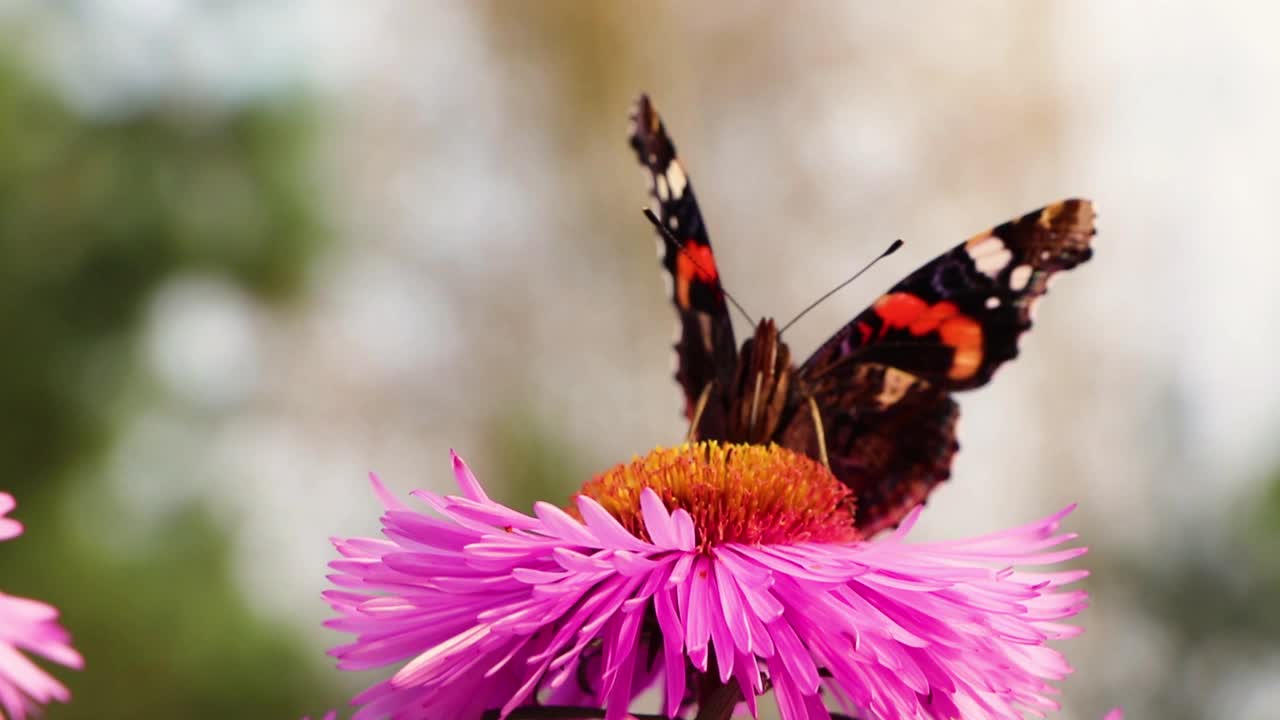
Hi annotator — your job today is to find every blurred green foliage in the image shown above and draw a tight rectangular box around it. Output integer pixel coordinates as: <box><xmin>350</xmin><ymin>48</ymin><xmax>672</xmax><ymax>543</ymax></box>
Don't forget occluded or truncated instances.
<box><xmin>1105</xmin><ymin>465</ymin><xmax>1280</xmax><ymax>720</ymax></box>
<box><xmin>0</xmin><ymin>53</ymin><xmax>338</xmax><ymax>717</ymax></box>
<box><xmin>489</xmin><ymin>404</ymin><xmax>594</xmax><ymax>513</ymax></box>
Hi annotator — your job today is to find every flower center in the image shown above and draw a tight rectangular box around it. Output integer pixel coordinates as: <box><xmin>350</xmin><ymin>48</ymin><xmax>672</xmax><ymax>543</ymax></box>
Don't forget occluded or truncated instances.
<box><xmin>574</xmin><ymin>441</ymin><xmax>859</xmax><ymax>549</ymax></box>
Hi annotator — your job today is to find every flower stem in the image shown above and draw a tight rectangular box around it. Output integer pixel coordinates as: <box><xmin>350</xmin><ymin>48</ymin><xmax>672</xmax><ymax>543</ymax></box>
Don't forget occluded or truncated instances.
<box><xmin>693</xmin><ymin>682</ymin><xmax>741</xmax><ymax>720</ymax></box>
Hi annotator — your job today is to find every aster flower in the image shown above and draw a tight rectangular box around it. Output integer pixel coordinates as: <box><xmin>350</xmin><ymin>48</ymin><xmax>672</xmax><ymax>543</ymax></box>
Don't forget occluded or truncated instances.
<box><xmin>326</xmin><ymin>442</ymin><xmax>1088</xmax><ymax>720</ymax></box>
<box><xmin>0</xmin><ymin>493</ymin><xmax>82</xmax><ymax>720</ymax></box>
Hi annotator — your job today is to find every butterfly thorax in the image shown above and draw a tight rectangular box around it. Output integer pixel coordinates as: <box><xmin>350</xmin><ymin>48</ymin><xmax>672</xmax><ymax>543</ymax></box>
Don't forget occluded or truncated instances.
<box><xmin>725</xmin><ymin>319</ymin><xmax>793</xmax><ymax>444</ymax></box>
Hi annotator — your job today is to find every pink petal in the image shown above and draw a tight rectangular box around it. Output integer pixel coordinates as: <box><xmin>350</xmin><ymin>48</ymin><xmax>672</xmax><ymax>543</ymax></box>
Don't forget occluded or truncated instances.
<box><xmin>449</xmin><ymin>450</ymin><xmax>491</xmax><ymax>502</ymax></box>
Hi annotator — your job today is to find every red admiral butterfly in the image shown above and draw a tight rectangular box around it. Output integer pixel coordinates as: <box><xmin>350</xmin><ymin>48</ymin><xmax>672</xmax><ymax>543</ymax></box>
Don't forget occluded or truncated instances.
<box><xmin>629</xmin><ymin>94</ymin><xmax>1095</xmax><ymax>536</ymax></box>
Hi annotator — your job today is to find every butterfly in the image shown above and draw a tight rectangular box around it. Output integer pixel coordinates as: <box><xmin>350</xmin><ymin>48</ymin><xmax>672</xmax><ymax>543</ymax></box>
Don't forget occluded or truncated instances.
<box><xmin>629</xmin><ymin>93</ymin><xmax>1096</xmax><ymax>536</ymax></box>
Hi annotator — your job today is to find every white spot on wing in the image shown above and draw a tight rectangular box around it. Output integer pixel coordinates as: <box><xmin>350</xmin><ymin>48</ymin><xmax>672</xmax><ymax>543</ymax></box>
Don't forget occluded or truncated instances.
<box><xmin>967</xmin><ymin>236</ymin><xmax>1013</xmax><ymax>277</ymax></box>
<box><xmin>1027</xmin><ymin>297</ymin><xmax>1042</xmax><ymax>321</ymax></box>
<box><xmin>667</xmin><ymin>162</ymin><xmax>688</xmax><ymax>199</ymax></box>
<box><xmin>969</xmin><ymin>236</ymin><xmax>1001</xmax><ymax>255</ymax></box>
<box><xmin>985</xmin><ymin>296</ymin><xmax>1001</xmax><ymax>309</ymax></box>
<box><xmin>655</xmin><ymin>174</ymin><xmax>669</xmax><ymax>201</ymax></box>
<box><xmin>657</xmin><ymin>237</ymin><xmax>675</xmax><ymax>297</ymax></box>
<box><xmin>1009</xmin><ymin>264</ymin><xmax>1033</xmax><ymax>292</ymax></box>
<box><xmin>876</xmin><ymin>367</ymin><xmax>915</xmax><ymax>407</ymax></box>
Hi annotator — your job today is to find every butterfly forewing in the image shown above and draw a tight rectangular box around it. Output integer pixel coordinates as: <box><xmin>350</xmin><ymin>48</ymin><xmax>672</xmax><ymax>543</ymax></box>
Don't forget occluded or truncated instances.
<box><xmin>630</xmin><ymin>94</ymin><xmax>737</xmax><ymax>435</ymax></box>
<box><xmin>798</xmin><ymin>199</ymin><xmax>1096</xmax><ymax>391</ymax></box>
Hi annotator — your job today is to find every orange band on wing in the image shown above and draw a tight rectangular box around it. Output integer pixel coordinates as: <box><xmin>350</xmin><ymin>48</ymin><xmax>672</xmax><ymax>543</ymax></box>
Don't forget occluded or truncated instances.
<box><xmin>872</xmin><ymin>292</ymin><xmax>984</xmax><ymax>381</ymax></box>
<box><xmin>907</xmin><ymin>300</ymin><xmax>959</xmax><ymax>335</ymax></box>
<box><xmin>872</xmin><ymin>292</ymin><xmax>927</xmax><ymax>327</ymax></box>
<box><xmin>938</xmin><ymin>315</ymin><xmax>982</xmax><ymax>380</ymax></box>
<box><xmin>674</xmin><ymin>242</ymin><xmax>719</xmax><ymax>310</ymax></box>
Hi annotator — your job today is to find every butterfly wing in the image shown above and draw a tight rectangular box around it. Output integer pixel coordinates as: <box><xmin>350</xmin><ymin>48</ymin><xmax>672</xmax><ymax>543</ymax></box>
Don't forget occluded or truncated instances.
<box><xmin>800</xmin><ymin>199</ymin><xmax>1096</xmax><ymax>389</ymax></box>
<box><xmin>788</xmin><ymin>199</ymin><xmax>1097</xmax><ymax>534</ymax></box>
<box><xmin>629</xmin><ymin>94</ymin><xmax>737</xmax><ymax>436</ymax></box>
<box><xmin>780</xmin><ymin>363</ymin><xmax>958</xmax><ymax>536</ymax></box>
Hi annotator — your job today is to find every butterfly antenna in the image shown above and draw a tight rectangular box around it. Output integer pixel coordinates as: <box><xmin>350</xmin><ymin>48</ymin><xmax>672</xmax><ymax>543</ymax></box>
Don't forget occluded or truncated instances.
<box><xmin>778</xmin><ymin>239</ymin><xmax>904</xmax><ymax>336</ymax></box>
<box><xmin>642</xmin><ymin>207</ymin><xmax>755</xmax><ymax>326</ymax></box>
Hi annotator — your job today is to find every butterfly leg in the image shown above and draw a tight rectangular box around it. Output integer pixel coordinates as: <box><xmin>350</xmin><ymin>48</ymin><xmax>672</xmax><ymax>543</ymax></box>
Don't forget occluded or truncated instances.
<box><xmin>807</xmin><ymin>396</ymin><xmax>831</xmax><ymax>470</ymax></box>
<box><xmin>686</xmin><ymin>383</ymin><xmax>715</xmax><ymax>443</ymax></box>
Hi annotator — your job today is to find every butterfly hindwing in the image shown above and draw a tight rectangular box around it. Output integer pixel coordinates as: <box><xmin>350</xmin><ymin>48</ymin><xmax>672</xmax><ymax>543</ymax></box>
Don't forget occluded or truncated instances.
<box><xmin>629</xmin><ymin>94</ymin><xmax>737</xmax><ymax>436</ymax></box>
<box><xmin>780</xmin><ymin>363</ymin><xmax>958</xmax><ymax>535</ymax></box>
<box><xmin>799</xmin><ymin>199</ymin><xmax>1096</xmax><ymax>391</ymax></box>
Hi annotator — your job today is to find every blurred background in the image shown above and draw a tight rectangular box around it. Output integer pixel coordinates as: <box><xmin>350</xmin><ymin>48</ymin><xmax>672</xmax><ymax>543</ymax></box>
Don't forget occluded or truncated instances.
<box><xmin>0</xmin><ymin>2</ymin><xmax>1277</xmax><ymax>718</ymax></box>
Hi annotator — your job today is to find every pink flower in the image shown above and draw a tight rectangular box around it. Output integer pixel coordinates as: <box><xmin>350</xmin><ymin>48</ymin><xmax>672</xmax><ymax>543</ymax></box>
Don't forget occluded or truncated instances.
<box><xmin>325</xmin><ymin>443</ymin><xmax>1088</xmax><ymax>720</ymax></box>
<box><xmin>0</xmin><ymin>493</ymin><xmax>82</xmax><ymax>720</ymax></box>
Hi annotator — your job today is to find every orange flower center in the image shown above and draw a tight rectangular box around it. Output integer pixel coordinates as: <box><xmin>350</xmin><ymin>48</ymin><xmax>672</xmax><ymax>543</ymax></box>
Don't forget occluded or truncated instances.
<box><xmin>574</xmin><ymin>442</ymin><xmax>859</xmax><ymax>549</ymax></box>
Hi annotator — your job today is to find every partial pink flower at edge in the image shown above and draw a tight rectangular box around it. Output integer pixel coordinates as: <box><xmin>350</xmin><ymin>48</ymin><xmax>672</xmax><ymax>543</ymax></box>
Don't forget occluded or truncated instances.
<box><xmin>0</xmin><ymin>492</ymin><xmax>83</xmax><ymax>720</ymax></box>
<box><xmin>324</xmin><ymin>443</ymin><xmax>1090</xmax><ymax>720</ymax></box>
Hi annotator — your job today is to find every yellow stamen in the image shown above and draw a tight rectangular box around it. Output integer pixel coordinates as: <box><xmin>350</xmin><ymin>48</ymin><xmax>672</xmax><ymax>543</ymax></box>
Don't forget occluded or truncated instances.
<box><xmin>574</xmin><ymin>441</ymin><xmax>859</xmax><ymax>549</ymax></box>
